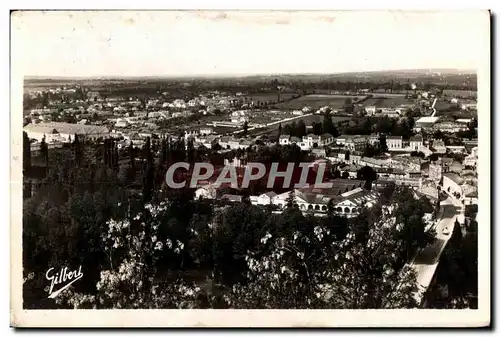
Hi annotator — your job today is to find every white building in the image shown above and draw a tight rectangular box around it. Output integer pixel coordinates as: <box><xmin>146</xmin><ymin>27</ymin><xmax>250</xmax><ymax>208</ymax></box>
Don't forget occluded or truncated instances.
<box><xmin>185</xmin><ymin>130</ymin><xmax>199</xmax><ymax>138</ymax></box>
<box><xmin>386</xmin><ymin>136</ymin><xmax>403</xmax><ymax>150</ymax></box>
<box><xmin>446</xmin><ymin>146</ymin><xmax>467</xmax><ymax>154</ymax></box>
<box><xmin>271</xmin><ymin>186</ymin><xmax>379</xmax><ymax>218</ymax></box>
<box><xmin>409</xmin><ymin>135</ymin><xmax>423</xmax><ymax>151</ymax></box>
<box><xmin>461</xmin><ymin>103</ymin><xmax>477</xmax><ymax>110</ymax></box>
<box><xmin>303</xmin><ymin>134</ymin><xmax>321</xmax><ymax>148</ymax></box>
<box><xmin>114</xmin><ymin>119</ymin><xmax>129</xmax><ymax>128</ymax></box>
<box><xmin>320</xmin><ymin>133</ymin><xmax>335</xmax><ymax>146</ymax></box>
<box><xmin>345</xmin><ymin>137</ymin><xmax>367</xmax><ymax>152</ymax></box>
<box><xmin>199</xmin><ymin>127</ymin><xmax>213</xmax><ymax>136</ymax></box>
<box><xmin>368</xmin><ymin>135</ymin><xmax>380</xmax><ymax>146</ymax></box>
<box><xmin>250</xmin><ymin>192</ymin><xmax>278</xmax><ymax>205</ymax></box>
<box><xmin>414</xmin><ymin>116</ymin><xmax>440</xmax><ymax>132</ymax></box>
<box><xmin>365</xmin><ymin>106</ymin><xmax>377</xmax><ymax>115</ymax></box>
<box><xmin>279</xmin><ymin>134</ymin><xmax>291</xmax><ymax>145</ymax></box>
<box><xmin>464</xmin><ymin>147</ymin><xmax>478</xmax><ymax>167</ymax></box>
<box><xmin>194</xmin><ymin>184</ymin><xmax>217</xmax><ymax>200</ymax></box>
<box><xmin>433</xmin><ymin>122</ymin><xmax>468</xmax><ymax>133</ymax></box>
<box><xmin>23</xmin><ymin>122</ymin><xmax>110</xmax><ymax>143</ymax></box>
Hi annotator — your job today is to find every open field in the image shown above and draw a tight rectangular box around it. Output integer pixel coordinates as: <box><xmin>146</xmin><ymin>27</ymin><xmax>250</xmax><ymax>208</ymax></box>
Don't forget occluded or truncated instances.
<box><xmin>249</xmin><ymin>110</ymin><xmax>297</xmax><ymax>125</ymax></box>
<box><xmin>210</xmin><ymin>126</ymin><xmax>238</xmax><ymax>134</ymax></box>
<box><xmin>435</xmin><ymin>109</ymin><xmax>477</xmax><ymax>119</ymax></box>
<box><xmin>434</xmin><ymin>100</ymin><xmax>458</xmax><ymax>111</ymax></box>
<box><xmin>246</xmin><ymin>113</ymin><xmax>353</xmax><ymax>138</ymax></box>
<box><xmin>275</xmin><ymin>94</ymin><xmax>367</xmax><ymax>110</ymax></box>
<box><xmin>361</xmin><ymin>96</ymin><xmax>416</xmax><ymax>108</ymax></box>
<box><xmin>442</xmin><ymin>89</ymin><xmax>477</xmax><ymax>98</ymax></box>
<box><xmin>295</xmin><ymin>114</ymin><xmax>352</xmax><ymax>126</ymax></box>
<box><xmin>242</xmin><ymin>92</ymin><xmax>299</xmax><ymax>102</ymax></box>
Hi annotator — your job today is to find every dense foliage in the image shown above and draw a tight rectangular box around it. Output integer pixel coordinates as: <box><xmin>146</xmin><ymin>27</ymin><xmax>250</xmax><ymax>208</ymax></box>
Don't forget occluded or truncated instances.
<box><xmin>22</xmin><ymin>138</ymin><xmax>458</xmax><ymax>309</ymax></box>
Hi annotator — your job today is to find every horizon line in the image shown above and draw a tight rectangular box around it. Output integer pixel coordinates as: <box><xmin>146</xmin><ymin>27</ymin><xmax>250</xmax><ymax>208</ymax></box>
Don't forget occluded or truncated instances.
<box><xmin>24</xmin><ymin>68</ymin><xmax>477</xmax><ymax>81</ymax></box>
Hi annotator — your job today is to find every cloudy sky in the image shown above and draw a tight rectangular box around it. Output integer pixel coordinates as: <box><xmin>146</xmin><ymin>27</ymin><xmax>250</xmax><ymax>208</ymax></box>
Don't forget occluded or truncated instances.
<box><xmin>11</xmin><ymin>10</ymin><xmax>488</xmax><ymax>77</ymax></box>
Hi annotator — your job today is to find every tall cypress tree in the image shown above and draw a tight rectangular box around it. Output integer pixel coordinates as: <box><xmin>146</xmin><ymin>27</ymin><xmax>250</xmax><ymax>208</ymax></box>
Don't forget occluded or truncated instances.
<box><xmin>23</xmin><ymin>131</ymin><xmax>31</xmax><ymax>172</ymax></box>
<box><xmin>111</xmin><ymin>138</ymin><xmax>119</xmax><ymax>170</ymax></box>
<box><xmin>142</xmin><ymin>137</ymin><xmax>155</xmax><ymax>202</ymax></box>
<box><xmin>40</xmin><ymin>135</ymin><xmax>49</xmax><ymax>166</ymax></box>
<box><xmin>322</xmin><ymin>111</ymin><xmax>335</xmax><ymax>136</ymax></box>
<box><xmin>128</xmin><ymin>141</ymin><xmax>135</xmax><ymax>168</ymax></box>
<box><xmin>108</xmin><ymin>139</ymin><xmax>113</xmax><ymax>168</ymax></box>
<box><xmin>23</xmin><ymin>132</ymin><xmax>32</xmax><ymax>198</ymax></box>
<box><xmin>72</xmin><ymin>134</ymin><xmax>83</xmax><ymax>166</ymax></box>
<box><xmin>142</xmin><ymin>137</ymin><xmax>153</xmax><ymax>164</ymax></box>
<box><xmin>286</xmin><ymin>189</ymin><xmax>296</xmax><ymax>209</ymax></box>
<box><xmin>142</xmin><ymin>161</ymin><xmax>154</xmax><ymax>203</ymax></box>
<box><xmin>186</xmin><ymin>137</ymin><xmax>196</xmax><ymax>165</ymax></box>
<box><xmin>125</xmin><ymin>142</ymin><xmax>136</xmax><ymax>185</ymax></box>
<box><xmin>103</xmin><ymin>139</ymin><xmax>109</xmax><ymax>167</ymax></box>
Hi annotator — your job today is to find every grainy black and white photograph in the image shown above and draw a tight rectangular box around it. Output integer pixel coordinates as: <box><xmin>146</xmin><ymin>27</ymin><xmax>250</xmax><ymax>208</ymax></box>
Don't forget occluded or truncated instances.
<box><xmin>10</xmin><ymin>9</ymin><xmax>490</xmax><ymax>327</ymax></box>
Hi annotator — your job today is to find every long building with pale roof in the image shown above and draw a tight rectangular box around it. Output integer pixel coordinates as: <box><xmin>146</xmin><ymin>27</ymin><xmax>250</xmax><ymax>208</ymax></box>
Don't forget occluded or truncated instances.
<box><xmin>24</xmin><ymin>122</ymin><xmax>110</xmax><ymax>142</ymax></box>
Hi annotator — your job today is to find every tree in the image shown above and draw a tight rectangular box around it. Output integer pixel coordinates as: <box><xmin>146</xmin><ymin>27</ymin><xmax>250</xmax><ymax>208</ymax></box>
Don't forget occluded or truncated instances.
<box><xmin>159</xmin><ymin>138</ymin><xmax>168</xmax><ymax>166</ymax></box>
<box><xmin>225</xmin><ymin>203</ymin><xmax>419</xmax><ymax>308</ymax></box>
<box><xmin>23</xmin><ymin>131</ymin><xmax>32</xmax><ymax>172</ymax></box>
<box><xmin>72</xmin><ymin>134</ymin><xmax>83</xmax><ymax>166</ymax></box>
<box><xmin>286</xmin><ymin>189</ymin><xmax>296</xmax><ymax>209</ymax></box>
<box><xmin>186</xmin><ymin>137</ymin><xmax>196</xmax><ymax>165</ymax></box>
<box><xmin>351</xmin><ymin>208</ymin><xmax>370</xmax><ymax>244</ymax></box>
<box><xmin>312</xmin><ymin>122</ymin><xmax>323</xmax><ymax>135</ymax></box>
<box><xmin>378</xmin><ymin>135</ymin><xmax>388</xmax><ymax>153</ymax></box>
<box><xmin>54</xmin><ymin>203</ymin><xmax>207</xmax><ymax>309</ymax></box>
<box><xmin>428</xmin><ymin>153</ymin><xmax>440</xmax><ymax>162</ymax></box>
<box><xmin>433</xmin><ymin>130</ymin><xmax>444</xmax><ymax>140</ymax></box>
<box><xmin>410</xmin><ymin>151</ymin><xmax>425</xmax><ymax>158</ymax></box>
<box><xmin>425</xmin><ymin>226</ymin><xmax>477</xmax><ymax>309</ymax></box>
<box><xmin>344</xmin><ymin>98</ymin><xmax>354</xmax><ymax>113</ymax></box>
<box><xmin>288</xmin><ymin>121</ymin><xmax>297</xmax><ymax>137</ymax></box>
<box><xmin>356</xmin><ymin>166</ymin><xmax>378</xmax><ymax>190</ymax></box>
<box><xmin>142</xmin><ymin>137</ymin><xmax>153</xmax><ymax>164</ymax></box>
<box><xmin>141</xmin><ymin>138</ymin><xmax>155</xmax><ymax>202</ymax></box>
<box><xmin>407</xmin><ymin>116</ymin><xmax>415</xmax><ymax>131</ymax></box>
<box><xmin>450</xmin><ymin>219</ymin><xmax>463</xmax><ymax>250</ymax></box>
<box><xmin>322</xmin><ymin>112</ymin><xmax>335</xmax><ymax>136</ymax></box>
<box><xmin>296</xmin><ymin>120</ymin><xmax>307</xmax><ymax>138</ymax></box>
<box><xmin>393</xmin><ymin>187</ymin><xmax>435</xmax><ymax>262</ymax></box>
<box><xmin>363</xmin><ymin>144</ymin><xmax>376</xmax><ymax>158</ymax></box>
<box><xmin>327</xmin><ymin>199</ymin><xmax>335</xmax><ymax>217</ymax></box>
<box><xmin>128</xmin><ymin>142</ymin><xmax>136</xmax><ymax>168</ymax></box>
<box><xmin>40</xmin><ymin>136</ymin><xmax>49</xmax><ymax>165</ymax></box>
<box><xmin>332</xmin><ymin>170</ymin><xmax>341</xmax><ymax>179</ymax></box>
<box><xmin>243</xmin><ymin>121</ymin><xmax>248</xmax><ymax>137</ymax></box>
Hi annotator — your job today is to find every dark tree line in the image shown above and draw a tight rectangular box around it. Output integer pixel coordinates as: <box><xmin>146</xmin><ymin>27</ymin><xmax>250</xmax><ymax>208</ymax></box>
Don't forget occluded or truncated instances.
<box><xmin>282</xmin><ymin>112</ymin><xmax>339</xmax><ymax>139</ymax></box>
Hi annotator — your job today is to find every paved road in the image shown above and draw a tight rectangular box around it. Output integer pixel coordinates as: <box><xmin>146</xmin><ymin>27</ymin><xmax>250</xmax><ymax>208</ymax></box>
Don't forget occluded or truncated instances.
<box><xmin>430</xmin><ymin>97</ymin><xmax>437</xmax><ymax>117</ymax></box>
<box><xmin>410</xmin><ymin>195</ymin><xmax>462</xmax><ymax>301</ymax></box>
<box><xmin>231</xmin><ymin>113</ymin><xmax>314</xmax><ymax>136</ymax></box>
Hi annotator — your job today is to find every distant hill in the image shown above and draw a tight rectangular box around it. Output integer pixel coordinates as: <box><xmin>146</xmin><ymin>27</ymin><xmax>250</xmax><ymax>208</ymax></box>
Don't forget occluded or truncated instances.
<box><xmin>24</xmin><ymin>68</ymin><xmax>476</xmax><ymax>83</ymax></box>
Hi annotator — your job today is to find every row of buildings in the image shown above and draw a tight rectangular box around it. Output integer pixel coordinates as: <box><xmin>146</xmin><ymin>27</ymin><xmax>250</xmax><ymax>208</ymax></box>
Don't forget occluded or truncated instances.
<box><xmin>413</xmin><ymin>116</ymin><xmax>473</xmax><ymax>133</ymax></box>
<box><xmin>195</xmin><ymin>179</ymin><xmax>379</xmax><ymax>218</ymax></box>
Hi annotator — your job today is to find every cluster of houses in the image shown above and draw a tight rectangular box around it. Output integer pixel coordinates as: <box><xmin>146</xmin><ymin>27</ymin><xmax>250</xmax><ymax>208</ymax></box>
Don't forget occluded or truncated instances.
<box><xmin>23</xmin><ymin>122</ymin><xmax>111</xmax><ymax>143</ymax></box>
<box><xmin>195</xmin><ymin>179</ymin><xmax>379</xmax><ymax>218</ymax></box>
<box><xmin>414</xmin><ymin>116</ymin><xmax>473</xmax><ymax>133</ymax></box>
<box><xmin>278</xmin><ymin>133</ymin><xmax>335</xmax><ymax>150</ymax></box>
<box><xmin>23</xmin><ymin>87</ymin><xmax>478</xmax><ymax>219</ymax></box>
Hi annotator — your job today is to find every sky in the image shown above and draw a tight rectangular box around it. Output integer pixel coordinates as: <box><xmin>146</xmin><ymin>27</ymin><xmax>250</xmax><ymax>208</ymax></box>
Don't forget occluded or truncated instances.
<box><xmin>11</xmin><ymin>10</ymin><xmax>489</xmax><ymax>77</ymax></box>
